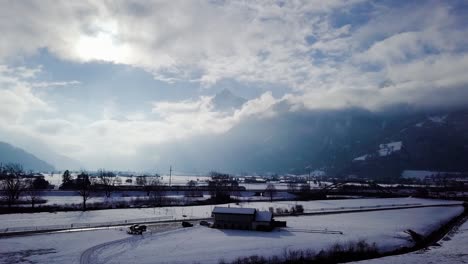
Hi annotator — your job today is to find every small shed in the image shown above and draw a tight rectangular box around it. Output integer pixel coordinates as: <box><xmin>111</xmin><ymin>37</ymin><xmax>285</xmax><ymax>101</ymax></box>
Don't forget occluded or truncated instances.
<box><xmin>212</xmin><ymin>207</ymin><xmax>274</xmax><ymax>231</ymax></box>
<box><xmin>252</xmin><ymin>211</ymin><xmax>273</xmax><ymax>231</ymax></box>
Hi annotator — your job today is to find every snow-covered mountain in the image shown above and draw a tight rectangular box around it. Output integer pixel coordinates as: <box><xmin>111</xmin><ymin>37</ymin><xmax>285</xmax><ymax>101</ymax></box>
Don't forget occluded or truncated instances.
<box><xmin>211</xmin><ymin>89</ymin><xmax>246</xmax><ymax>112</ymax></box>
<box><xmin>346</xmin><ymin>110</ymin><xmax>468</xmax><ymax>180</ymax></box>
<box><xmin>151</xmin><ymin>107</ymin><xmax>468</xmax><ymax>180</ymax></box>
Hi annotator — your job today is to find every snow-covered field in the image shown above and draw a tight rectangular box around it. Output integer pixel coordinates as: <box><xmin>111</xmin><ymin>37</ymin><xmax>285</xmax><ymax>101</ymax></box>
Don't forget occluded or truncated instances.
<box><xmin>0</xmin><ymin>206</ymin><xmax>462</xmax><ymax>264</ymax></box>
<box><xmin>87</xmin><ymin>206</ymin><xmax>463</xmax><ymax>263</ymax></box>
<box><xmin>30</xmin><ymin>190</ymin><xmax>210</xmax><ymax>206</ymax></box>
<box><xmin>353</xmin><ymin>217</ymin><xmax>468</xmax><ymax>264</ymax></box>
<box><xmin>0</xmin><ymin>198</ymin><xmax>461</xmax><ymax>231</ymax></box>
<box><xmin>42</xmin><ymin>173</ymin><xmax>212</xmax><ymax>189</ymax></box>
<box><xmin>0</xmin><ymin>229</ymin><xmax>130</xmax><ymax>264</ymax></box>
<box><xmin>86</xmin><ymin>207</ymin><xmax>465</xmax><ymax>264</ymax></box>
<box><xmin>32</xmin><ymin>189</ymin><xmax>296</xmax><ymax>206</ymax></box>
<box><xmin>240</xmin><ymin>182</ymin><xmax>323</xmax><ymax>190</ymax></box>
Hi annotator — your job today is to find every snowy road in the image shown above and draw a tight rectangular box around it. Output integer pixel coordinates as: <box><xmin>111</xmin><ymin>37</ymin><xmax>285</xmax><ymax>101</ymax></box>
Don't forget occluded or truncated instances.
<box><xmin>80</xmin><ymin>222</ymin><xmax>184</xmax><ymax>264</ymax></box>
<box><xmin>1</xmin><ymin>197</ymin><xmax>461</xmax><ymax>236</ymax></box>
<box><xmin>80</xmin><ymin>236</ymin><xmax>138</xmax><ymax>264</ymax></box>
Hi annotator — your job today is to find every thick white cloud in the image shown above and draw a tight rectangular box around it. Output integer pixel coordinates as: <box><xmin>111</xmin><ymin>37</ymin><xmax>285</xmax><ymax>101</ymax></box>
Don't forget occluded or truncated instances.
<box><xmin>0</xmin><ymin>0</ymin><xmax>362</xmax><ymax>89</ymax></box>
<box><xmin>2</xmin><ymin>1</ymin><xmax>466</xmax><ymax>108</ymax></box>
<box><xmin>36</xmin><ymin>91</ymin><xmax>278</xmax><ymax>168</ymax></box>
<box><xmin>1</xmin><ymin>1</ymin><xmax>468</xmax><ymax>169</ymax></box>
<box><xmin>0</xmin><ymin>65</ymin><xmax>52</xmax><ymax>124</ymax></box>
<box><xmin>0</xmin><ymin>63</ymin><xmax>280</xmax><ymax>168</ymax></box>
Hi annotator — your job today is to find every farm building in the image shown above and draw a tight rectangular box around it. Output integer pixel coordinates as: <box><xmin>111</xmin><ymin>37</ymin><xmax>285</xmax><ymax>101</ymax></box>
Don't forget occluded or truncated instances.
<box><xmin>211</xmin><ymin>207</ymin><xmax>274</xmax><ymax>231</ymax></box>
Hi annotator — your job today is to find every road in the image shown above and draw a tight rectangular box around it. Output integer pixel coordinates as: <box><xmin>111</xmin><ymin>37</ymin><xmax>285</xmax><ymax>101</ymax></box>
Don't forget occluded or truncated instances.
<box><xmin>80</xmin><ymin>222</ymin><xmax>190</xmax><ymax>264</ymax></box>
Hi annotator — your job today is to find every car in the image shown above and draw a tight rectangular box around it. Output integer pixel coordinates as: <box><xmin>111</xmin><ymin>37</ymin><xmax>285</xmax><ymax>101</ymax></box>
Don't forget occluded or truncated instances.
<box><xmin>199</xmin><ymin>221</ymin><xmax>211</xmax><ymax>227</ymax></box>
<box><xmin>182</xmin><ymin>221</ymin><xmax>193</xmax><ymax>227</ymax></box>
<box><xmin>127</xmin><ymin>224</ymin><xmax>147</xmax><ymax>235</ymax></box>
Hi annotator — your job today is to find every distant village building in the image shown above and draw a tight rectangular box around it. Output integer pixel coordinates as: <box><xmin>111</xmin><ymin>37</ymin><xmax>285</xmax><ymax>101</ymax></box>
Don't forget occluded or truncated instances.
<box><xmin>212</xmin><ymin>207</ymin><xmax>274</xmax><ymax>231</ymax></box>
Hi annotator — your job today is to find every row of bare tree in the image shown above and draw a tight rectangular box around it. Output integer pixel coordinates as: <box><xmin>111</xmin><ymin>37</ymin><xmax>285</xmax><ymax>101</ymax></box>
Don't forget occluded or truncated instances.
<box><xmin>60</xmin><ymin>169</ymin><xmax>168</xmax><ymax>210</ymax></box>
<box><xmin>0</xmin><ymin>163</ymin><xmax>49</xmax><ymax>209</ymax></box>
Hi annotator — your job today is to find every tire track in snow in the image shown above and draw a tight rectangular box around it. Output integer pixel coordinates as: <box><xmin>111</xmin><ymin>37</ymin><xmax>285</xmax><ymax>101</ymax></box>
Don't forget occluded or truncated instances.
<box><xmin>80</xmin><ymin>223</ymin><xmax>185</xmax><ymax>264</ymax></box>
<box><xmin>80</xmin><ymin>235</ymin><xmax>141</xmax><ymax>264</ymax></box>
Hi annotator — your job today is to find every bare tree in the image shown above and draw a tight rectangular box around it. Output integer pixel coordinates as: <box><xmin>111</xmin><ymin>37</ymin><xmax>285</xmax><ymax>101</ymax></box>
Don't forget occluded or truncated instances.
<box><xmin>136</xmin><ymin>175</ymin><xmax>147</xmax><ymax>186</ymax></box>
<box><xmin>149</xmin><ymin>179</ymin><xmax>166</xmax><ymax>206</ymax></box>
<box><xmin>287</xmin><ymin>182</ymin><xmax>298</xmax><ymax>193</ymax></box>
<box><xmin>61</xmin><ymin>170</ymin><xmax>73</xmax><ymax>188</ymax></box>
<box><xmin>265</xmin><ymin>183</ymin><xmax>277</xmax><ymax>202</ymax></box>
<box><xmin>97</xmin><ymin>169</ymin><xmax>116</xmax><ymax>198</ymax></box>
<box><xmin>136</xmin><ymin>175</ymin><xmax>150</xmax><ymax>196</ymax></box>
<box><xmin>24</xmin><ymin>178</ymin><xmax>43</xmax><ymax>209</ymax></box>
<box><xmin>300</xmin><ymin>183</ymin><xmax>311</xmax><ymax>193</ymax></box>
<box><xmin>0</xmin><ymin>163</ymin><xmax>25</xmax><ymax>209</ymax></box>
<box><xmin>208</xmin><ymin>171</ymin><xmax>237</xmax><ymax>202</ymax></box>
<box><xmin>185</xmin><ymin>180</ymin><xmax>201</xmax><ymax>197</ymax></box>
<box><xmin>76</xmin><ymin>172</ymin><xmax>93</xmax><ymax>211</ymax></box>
<box><xmin>137</xmin><ymin>174</ymin><xmax>161</xmax><ymax>196</ymax></box>
<box><xmin>114</xmin><ymin>177</ymin><xmax>122</xmax><ymax>186</ymax></box>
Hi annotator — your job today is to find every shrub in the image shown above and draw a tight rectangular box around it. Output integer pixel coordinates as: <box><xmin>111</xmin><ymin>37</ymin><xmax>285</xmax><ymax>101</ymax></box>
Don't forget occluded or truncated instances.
<box><xmin>221</xmin><ymin>240</ymin><xmax>379</xmax><ymax>264</ymax></box>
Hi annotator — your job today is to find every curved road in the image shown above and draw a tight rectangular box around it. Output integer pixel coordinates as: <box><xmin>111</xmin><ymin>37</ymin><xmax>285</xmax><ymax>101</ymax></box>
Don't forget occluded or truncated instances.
<box><xmin>80</xmin><ymin>236</ymin><xmax>139</xmax><ymax>264</ymax></box>
<box><xmin>80</xmin><ymin>222</ymin><xmax>187</xmax><ymax>264</ymax></box>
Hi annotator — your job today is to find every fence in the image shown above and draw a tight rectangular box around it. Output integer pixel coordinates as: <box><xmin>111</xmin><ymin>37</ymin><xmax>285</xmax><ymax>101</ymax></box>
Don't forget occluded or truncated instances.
<box><xmin>1</xmin><ymin>215</ymin><xmax>173</xmax><ymax>234</ymax></box>
<box><xmin>303</xmin><ymin>203</ymin><xmax>422</xmax><ymax>213</ymax></box>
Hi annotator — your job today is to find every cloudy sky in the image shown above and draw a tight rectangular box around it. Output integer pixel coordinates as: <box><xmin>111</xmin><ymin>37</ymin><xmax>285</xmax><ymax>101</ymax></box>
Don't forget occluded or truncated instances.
<box><xmin>1</xmin><ymin>0</ymin><xmax>467</xmax><ymax>170</ymax></box>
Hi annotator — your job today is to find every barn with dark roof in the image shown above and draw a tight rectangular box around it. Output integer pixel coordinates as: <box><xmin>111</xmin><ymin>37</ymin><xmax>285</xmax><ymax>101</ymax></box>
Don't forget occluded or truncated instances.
<box><xmin>212</xmin><ymin>207</ymin><xmax>274</xmax><ymax>231</ymax></box>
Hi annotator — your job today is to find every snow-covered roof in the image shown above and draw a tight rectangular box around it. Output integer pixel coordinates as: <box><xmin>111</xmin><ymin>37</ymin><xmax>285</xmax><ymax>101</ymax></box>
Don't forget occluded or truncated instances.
<box><xmin>255</xmin><ymin>211</ymin><xmax>272</xmax><ymax>222</ymax></box>
<box><xmin>212</xmin><ymin>207</ymin><xmax>256</xmax><ymax>215</ymax></box>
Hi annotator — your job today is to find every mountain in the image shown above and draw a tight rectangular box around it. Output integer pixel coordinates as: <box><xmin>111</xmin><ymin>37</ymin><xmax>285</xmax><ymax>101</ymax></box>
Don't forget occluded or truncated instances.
<box><xmin>211</xmin><ymin>89</ymin><xmax>246</xmax><ymax>112</ymax></box>
<box><xmin>346</xmin><ymin>111</ymin><xmax>468</xmax><ymax>180</ymax></box>
<box><xmin>0</xmin><ymin>134</ymin><xmax>83</xmax><ymax>170</ymax></box>
<box><xmin>0</xmin><ymin>141</ymin><xmax>55</xmax><ymax>171</ymax></box>
<box><xmin>43</xmin><ymin>153</ymin><xmax>83</xmax><ymax>171</ymax></box>
<box><xmin>150</xmin><ymin>107</ymin><xmax>468</xmax><ymax>180</ymax></box>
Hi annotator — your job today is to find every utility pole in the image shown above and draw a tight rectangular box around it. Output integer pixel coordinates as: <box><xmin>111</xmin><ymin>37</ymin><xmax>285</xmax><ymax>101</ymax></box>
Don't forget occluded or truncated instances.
<box><xmin>169</xmin><ymin>165</ymin><xmax>172</xmax><ymax>187</ymax></box>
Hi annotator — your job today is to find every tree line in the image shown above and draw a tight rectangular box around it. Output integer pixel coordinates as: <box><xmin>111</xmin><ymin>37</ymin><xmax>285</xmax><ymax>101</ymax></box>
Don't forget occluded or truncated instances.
<box><xmin>60</xmin><ymin>169</ymin><xmax>166</xmax><ymax>210</ymax></box>
<box><xmin>0</xmin><ymin>163</ymin><xmax>50</xmax><ymax>209</ymax></box>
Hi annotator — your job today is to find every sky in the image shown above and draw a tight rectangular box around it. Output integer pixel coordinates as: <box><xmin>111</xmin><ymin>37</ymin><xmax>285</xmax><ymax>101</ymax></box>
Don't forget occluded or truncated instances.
<box><xmin>0</xmin><ymin>0</ymin><xmax>467</xmax><ymax>171</ymax></box>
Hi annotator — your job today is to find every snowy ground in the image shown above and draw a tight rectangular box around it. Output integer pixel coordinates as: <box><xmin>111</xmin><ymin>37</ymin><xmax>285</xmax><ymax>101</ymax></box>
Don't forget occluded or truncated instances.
<box><xmin>30</xmin><ymin>189</ymin><xmax>296</xmax><ymax>206</ymax></box>
<box><xmin>353</xmin><ymin>217</ymin><xmax>468</xmax><ymax>264</ymax></box>
<box><xmin>44</xmin><ymin>173</ymin><xmax>324</xmax><ymax>191</ymax></box>
<box><xmin>0</xmin><ymin>198</ymin><xmax>461</xmax><ymax>231</ymax></box>
<box><xmin>0</xmin><ymin>206</ymin><xmax>461</xmax><ymax>264</ymax></box>
<box><xmin>29</xmin><ymin>190</ymin><xmax>211</xmax><ymax>206</ymax></box>
<box><xmin>86</xmin><ymin>206</ymin><xmax>463</xmax><ymax>264</ymax></box>
<box><xmin>42</xmin><ymin>174</ymin><xmax>212</xmax><ymax>189</ymax></box>
<box><xmin>0</xmin><ymin>229</ymin><xmax>130</xmax><ymax>264</ymax></box>
<box><xmin>239</xmin><ymin>182</ymin><xmax>324</xmax><ymax>190</ymax></box>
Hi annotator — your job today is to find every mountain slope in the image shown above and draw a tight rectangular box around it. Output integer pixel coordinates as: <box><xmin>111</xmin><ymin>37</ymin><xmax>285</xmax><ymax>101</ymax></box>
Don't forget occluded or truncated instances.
<box><xmin>151</xmin><ymin>107</ymin><xmax>468</xmax><ymax>179</ymax></box>
<box><xmin>0</xmin><ymin>141</ymin><xmax>55</xmax><ymax>171</ymax></box>
<box><xmin>211</xmin><ymin>89</ymin><xmax>246</xmax><ymax>112</ymax></box>
<box><xmin>347</xmin><ymin>111</ymin><xmax>468</xmax><ymax>180</ymax></box>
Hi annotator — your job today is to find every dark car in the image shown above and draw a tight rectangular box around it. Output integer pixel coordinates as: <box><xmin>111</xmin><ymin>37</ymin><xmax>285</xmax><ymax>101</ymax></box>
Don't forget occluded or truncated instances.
<box><xmin>199</xmin><ymin>221</ymin><xmax>211</xmax><ymax>227</ymax></box>
<box><xmin>182</xmin><ymin>221</ymin><xmax>193</xmax><ymax>227</ymax></box>
<box><xmin>127</xmin><ymin>224</ymin><xmax>147</xmax><ymax>235</ymax></box>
